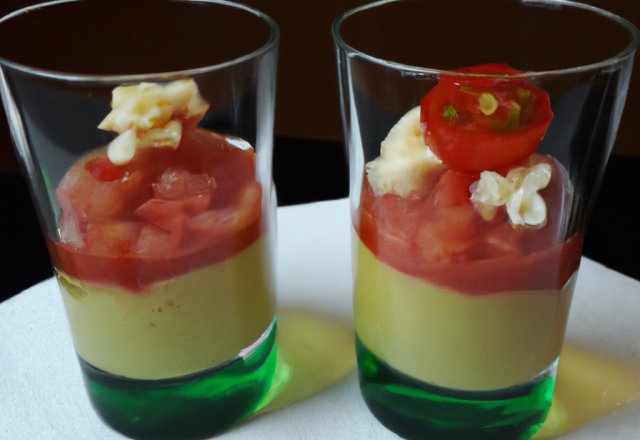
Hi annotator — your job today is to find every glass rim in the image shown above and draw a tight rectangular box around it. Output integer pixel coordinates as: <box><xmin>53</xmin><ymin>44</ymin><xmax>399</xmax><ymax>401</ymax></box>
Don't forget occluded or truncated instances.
<box><xmin>0</xmin><ymin>0</ymin><xmax>280</xmax><ymax>82</ymax></box>
<box><xmin>332</xmin><ymin>0</ymin><xmax>640</xmax><ymax>78</ymax></box>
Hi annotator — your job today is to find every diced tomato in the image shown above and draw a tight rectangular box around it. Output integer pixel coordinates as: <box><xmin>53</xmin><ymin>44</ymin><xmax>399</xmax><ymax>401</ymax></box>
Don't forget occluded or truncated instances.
<box><xmin>85</xmin><ymin>157</ymin><xmax>127</xmax><ymax>182</ymax></box>
<box><xmin>237</xmin><ymin>180</ymin><xmax>262</xmax><ymax>206</ymax></box>
<box><xmin>185</xmin><ymin>130</ymin><xmax>257</xmax><ymax>209</ymax></box>
<box><xmin>430</xmin><ymin>171</ymin><xmax>479</xmax><ymax>208</ymax></box>
<box><xmin>135</xmin><ymin>194</ymin><xmax>210</xmax><ymax>230</ymax></box>
<box><xmin>53</xmin><ymin>127</ymin><xmax>264</xmax><ymax>290</ymax></box>
<box><xmin>152</xmin><ymin>168</ymin><xmax>216</xmax><ymax>199</ymax></box>
<box><xmin>56</xmin><ymin>193</ymin><xmax>85</xmax><ymax>248</ymax></box>
<box><xmin>85</xmin><ymin>221</ymin><xmax>142</xmax><ymax>254</ymax></box>
<box><xmin>183</xmin><ymin>181</ymin><xmax>262</xmax><ymax>249</ymax></box>
<box><xmin>474</xmin><ymin>222</ymin><xmax>524</xmax><ymax>260</ymax></box>
<box><xmin>187</xmin><ymin>209</ymin><xmax>240</xmax><ymax>241</ymax></box>
<box><xmin>57</xmin><ymin>157</ymin><xmax>149</xmax><ymax>222</ymax></box>
<box><xmin>133</xmin><ymin>222</ymin><xmax>183</xmax><ymax>255</ymax></box>
<box><xmin>356</xmin><ymin>151</ymin><xmax>579</xmax><ymax>294</ymax></box>
<box><xmin>416</xmin><ymin>205</ymin><xmax>480</xmax><ymax>263</ymax></box>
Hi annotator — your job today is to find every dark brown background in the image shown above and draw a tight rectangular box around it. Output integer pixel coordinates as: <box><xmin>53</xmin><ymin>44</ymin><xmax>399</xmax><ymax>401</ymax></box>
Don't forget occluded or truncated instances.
<box><xmin>0</xmin><ymin>0</ymin><xmax>638</xmax><ymax>301</ymax></box>
<box><xmin>0</xmin><ymin>0</ymin><xmax>639</xmax><ymax>173</ymax></box>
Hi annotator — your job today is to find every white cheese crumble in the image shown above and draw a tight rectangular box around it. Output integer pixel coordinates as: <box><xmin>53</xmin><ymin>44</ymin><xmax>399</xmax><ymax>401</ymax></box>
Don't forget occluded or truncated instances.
<box><xmin>99</xmin><ymin>79</ymin><xmax>209</xmax><ymax>165</ymax></box>
<box><xmin>366</xmin><ymin>106</ymin><xmax>444</xmax><ymax>197</ymax></box>
<box><xmin>470</xmin><ymin>163</ymin><xmax>552</xmax><ymax>226</ymax></box>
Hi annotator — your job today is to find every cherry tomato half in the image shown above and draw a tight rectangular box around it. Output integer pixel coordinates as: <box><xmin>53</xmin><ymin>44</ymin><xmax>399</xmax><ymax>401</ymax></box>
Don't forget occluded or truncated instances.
<box><xmin>421</xmin><ymin>63</ymin><xmax>553</xmax><ymax>173</ymax></box>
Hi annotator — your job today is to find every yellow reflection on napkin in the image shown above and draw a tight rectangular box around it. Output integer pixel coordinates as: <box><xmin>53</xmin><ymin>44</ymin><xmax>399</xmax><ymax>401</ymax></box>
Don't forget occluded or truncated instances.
<box><xmin>251</xmin><ymin>311</ymin><xmax>640</xmax><ymax>438</ymax></box>
<box><xmin>534</xmin><ymin>344</ymin><xmax>640</xmax><ymax>439</ymax></box>
<box><xmin>257</xmin><ymin>308</ymin><xmax>356</xmax><ymax>414</ymax></box>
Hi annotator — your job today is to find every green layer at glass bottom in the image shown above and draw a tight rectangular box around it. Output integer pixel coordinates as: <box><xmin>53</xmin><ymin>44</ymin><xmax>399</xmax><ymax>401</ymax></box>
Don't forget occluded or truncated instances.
<box><xmin>80</xmin><ymin>320</ymin><xmax>278</xmax><ymax>440</ymax></box>
<box><xmin>356</xmin><ymin>336</ymin><xmax>555</xmax><ymax>440</ymax></box>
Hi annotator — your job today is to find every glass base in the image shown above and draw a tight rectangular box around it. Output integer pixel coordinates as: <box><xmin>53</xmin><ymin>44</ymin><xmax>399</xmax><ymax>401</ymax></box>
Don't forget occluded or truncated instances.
<box><xmin>356</xmin><ymin>336</ymin><xmax>555</xmax><ymax>440</ymax></box>
<box><xmin>80</xmin><ymin>320</ymin><xmax>278</xmax><ymax>440</ymax></box>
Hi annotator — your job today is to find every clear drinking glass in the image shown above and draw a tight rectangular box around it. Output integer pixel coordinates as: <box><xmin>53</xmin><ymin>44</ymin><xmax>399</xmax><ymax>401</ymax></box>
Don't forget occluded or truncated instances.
<box><xmin>333</xmin><ymin>0</ymin><xmax>639</xmax><ymax>439</ymax></box>
<box><xmin>0</xmin><ymin>0</ymin><xmax>279</xmax><ymax>438</ymax></box>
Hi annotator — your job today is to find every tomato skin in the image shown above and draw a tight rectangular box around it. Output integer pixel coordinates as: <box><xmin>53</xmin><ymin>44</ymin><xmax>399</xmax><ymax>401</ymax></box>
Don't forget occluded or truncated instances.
<box><xmin>421</xmin><ymin>64</ymin><xmax>553</xmax><ymax>173</ymax></box>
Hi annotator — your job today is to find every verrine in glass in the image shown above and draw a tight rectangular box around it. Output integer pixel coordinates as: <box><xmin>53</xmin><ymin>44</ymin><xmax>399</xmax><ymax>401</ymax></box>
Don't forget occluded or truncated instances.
<box><xmin>0</xmin><ymin>1</ymin><xmax>280</xmax><ymax>438</ymax></box>
<box><xmin>333</xmin><ymin>0</ymin><xmax>639</xmax><ymax>438</ymax></box>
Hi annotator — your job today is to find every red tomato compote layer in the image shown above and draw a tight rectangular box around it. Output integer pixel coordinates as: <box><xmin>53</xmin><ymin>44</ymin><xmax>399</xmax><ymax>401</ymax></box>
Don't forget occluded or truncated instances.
<box><xmin>357</xmin><ymin>155</ymin><xmax>582</xmax><ymax>295</ymax></box>
<box><xmin>49</xmin><ymin>128</ymin><xmax>262</xmax><ymax>293</ymax></box>
<box><xmin>357</xmin><ymin>64</ymin><xmax>582</xmax><ymax>295</ymax></box>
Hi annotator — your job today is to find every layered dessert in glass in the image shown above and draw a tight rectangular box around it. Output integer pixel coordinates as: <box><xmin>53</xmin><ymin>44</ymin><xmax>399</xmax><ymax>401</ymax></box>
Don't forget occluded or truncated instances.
<box><xmin>49</xmin><ymin>79</ymin><xmax>277</xmax><ymax>439</ymax></box>
<box><xmin>353</xmin><ymin>64</ymin><xmax>582</xmax><ymax>439</ymax></box>
<box><xmin>333</xmin><ymin>0</ymin><xmax>639</xmax><ymax>437</ymax></box>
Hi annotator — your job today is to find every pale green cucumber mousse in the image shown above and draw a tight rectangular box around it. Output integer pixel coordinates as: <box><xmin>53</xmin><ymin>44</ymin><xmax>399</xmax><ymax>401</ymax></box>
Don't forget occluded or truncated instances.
<box><xmin>353</xmin><ymin>236</ymin><xmax>577</xmax><ymax>440</ymax></box>
<box><xmin>56</xmin><ymin>237</ymin><xmax>277</xmax><ymax>440</ymax></box>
